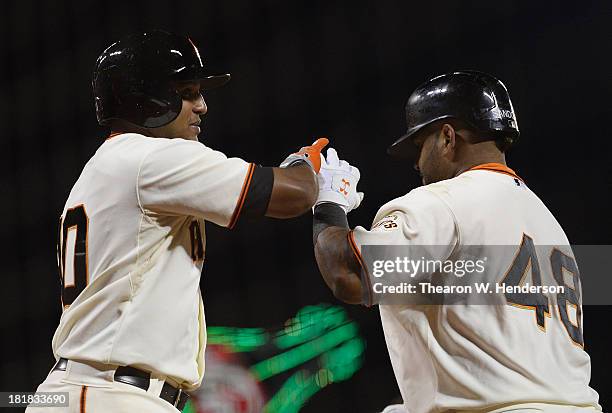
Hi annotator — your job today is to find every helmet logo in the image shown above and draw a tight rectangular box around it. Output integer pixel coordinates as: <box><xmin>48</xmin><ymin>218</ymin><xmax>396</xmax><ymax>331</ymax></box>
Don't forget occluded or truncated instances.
<box><xmin>483</xmin><ymin>91</ymin><xmax>496</xmax><ymax>104</ymax></box>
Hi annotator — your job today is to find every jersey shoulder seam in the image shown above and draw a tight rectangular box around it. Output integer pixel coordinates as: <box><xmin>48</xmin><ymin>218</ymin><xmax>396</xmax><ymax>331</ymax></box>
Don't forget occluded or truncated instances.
<box><xmin>134</xmin><ymin>142</ymin><xmax>168</xmax><ymax>228</ymax></box>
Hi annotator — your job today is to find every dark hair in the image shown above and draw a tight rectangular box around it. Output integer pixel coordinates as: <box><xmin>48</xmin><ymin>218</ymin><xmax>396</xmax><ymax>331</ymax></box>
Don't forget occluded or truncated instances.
<box><xmin>494</xmin><ymin>136</ymin><xmax>514</xmax><ymax>152</ymax></box>
<box><xmin>442</xmin><ymin>118</ymin><xmax>513</xmax><ymax>152</ymax></box>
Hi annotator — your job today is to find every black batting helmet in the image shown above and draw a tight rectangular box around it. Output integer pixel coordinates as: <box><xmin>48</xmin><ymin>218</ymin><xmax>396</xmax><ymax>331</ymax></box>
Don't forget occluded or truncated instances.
<box><xmin>388</xmin><ymin>70</ymin><xmax>519</xmax><ymax>159</ymax></box>
<box><xmin>93</xmin><ymin>30</ymin><xmax>230</xmax><ymax>128</ymax></box>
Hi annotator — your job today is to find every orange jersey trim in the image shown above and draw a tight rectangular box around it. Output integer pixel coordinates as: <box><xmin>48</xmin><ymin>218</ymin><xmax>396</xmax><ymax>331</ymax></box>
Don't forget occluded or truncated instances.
<box><xmin>80</xmin><ymin>386</ymin><xmax>88</xmax><ymax>413</ymax></box>
<box><xmin>347</xmin><ymin>230</ymin><xmax>373</xmax><ymax>307</ymax></box>
<box><xmin>105</xmin><ymin>132</ymin><xmax>125</xmax><ymax>141</ymax></box>
<box><xmin>228</xmin><ymin>163</ymin><xmax>256</xmax><ymax>229</ymax></box>
<box><xmin>466</xmin><ymin>162</ymin><xmax>524</xmax><ymax>182</ymax></box>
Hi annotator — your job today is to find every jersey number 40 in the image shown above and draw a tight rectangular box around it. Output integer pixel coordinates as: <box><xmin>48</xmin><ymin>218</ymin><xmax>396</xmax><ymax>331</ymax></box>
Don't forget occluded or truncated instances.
<box><xmin>57</xmin><ymin>205</ymin><xmax>89</xmax><ymax>309</ymax></box>
<box><xmin>57</xmin><ymin>204</ymin><xmax>204</xmax><ymax>309</ymax></box>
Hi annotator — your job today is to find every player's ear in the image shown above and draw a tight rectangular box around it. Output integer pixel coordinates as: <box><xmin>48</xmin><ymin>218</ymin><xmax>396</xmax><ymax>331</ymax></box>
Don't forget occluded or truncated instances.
<box><xmin>440</xmin><ymin>123</ymin><xmax>457</xmax><ymax>157</ymax></box>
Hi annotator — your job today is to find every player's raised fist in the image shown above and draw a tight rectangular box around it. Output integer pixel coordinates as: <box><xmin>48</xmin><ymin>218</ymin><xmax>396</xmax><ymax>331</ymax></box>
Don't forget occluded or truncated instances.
<box><xmin>280</xmin><ymin>137</ymin><xmax>329</xmax><ymax>173</ymax></box>
<box><xmin>316</xmin><ymin>148</ymin><xmax>364</xmax><ymax>213</ymax></box>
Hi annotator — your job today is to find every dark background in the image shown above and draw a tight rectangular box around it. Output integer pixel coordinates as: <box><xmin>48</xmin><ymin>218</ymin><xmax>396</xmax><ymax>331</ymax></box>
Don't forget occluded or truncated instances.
<box><xmin>1</xmin><ymin>0</ymin><xmax>611</xmax><ymax>411</ymax></box>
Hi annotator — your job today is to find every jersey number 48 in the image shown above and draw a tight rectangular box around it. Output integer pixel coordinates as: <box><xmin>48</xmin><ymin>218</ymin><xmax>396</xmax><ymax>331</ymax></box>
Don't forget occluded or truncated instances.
<box><xmin>502</xmin><ymin>234</ymin><xmax>583</xmax><ymax>347</ymax></box>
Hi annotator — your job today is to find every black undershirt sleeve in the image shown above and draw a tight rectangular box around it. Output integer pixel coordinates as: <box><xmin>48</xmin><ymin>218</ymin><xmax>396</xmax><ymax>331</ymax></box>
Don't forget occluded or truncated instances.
<box><xmin>234</xmin><ymin>165</ymin><xmax>274</xmax><ymax>224</ymax></box>
<box><xmin>313</xmin><ymin>203</ymin><xmax>368</xmax><ymax>305</ymax></box>
<box><xmin>312</xmin><ymin>203</ymin><xmax>349</xmax><ymax>245</ymax></box>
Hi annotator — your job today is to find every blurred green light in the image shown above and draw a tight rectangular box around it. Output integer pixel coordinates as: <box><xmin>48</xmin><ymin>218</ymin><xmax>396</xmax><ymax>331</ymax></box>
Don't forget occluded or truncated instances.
<box><xmin>181</xmin><ymin>400</ymin><xmax>196</xmax><ymax>413</ymax></box>
<box><xmin>199</xmin><ymin>304</ymin><xmax>365</xmax><ymax>412</ymax></box>
<box><xmin>274</xmin><ymin>305</ymin><xmax>347</xmax><ymax>349</ymax></box>
<box><xmin>207</xmin><ymin>326</ymin><xmax>268</xmax><ymax>352</ymax></box>
<box><xmin>263</xmin><ymin>370</ymin><xmax>321</xmax><ymax>413</ymax></box>
<box><xmin>251</xmin><ymin>321</ymin><xmax>358</xmax><ymax>381</ymax></box>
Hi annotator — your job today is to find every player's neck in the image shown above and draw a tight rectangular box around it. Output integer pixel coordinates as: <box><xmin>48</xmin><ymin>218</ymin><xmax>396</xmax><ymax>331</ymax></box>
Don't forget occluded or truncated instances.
<box><xmin>109</xmin><ymin>120</ymin><xmax>153</xmax><ymax>137</ymax></box>
<box><xmin>453</xmin><ymin>153</ymin><xmax>507</xmax><ymax>178</ymax></box>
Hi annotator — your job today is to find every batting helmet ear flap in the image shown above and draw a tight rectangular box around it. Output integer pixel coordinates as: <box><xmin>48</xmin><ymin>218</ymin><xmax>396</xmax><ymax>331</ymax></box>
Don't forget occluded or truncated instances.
<box><xmin>388</xmin><ymin>70</ymin><xmax>520</xmax><ymax>159</ymax></box>
<box><xmin>93</xmin><ymin>30</ymin><xmax>230</xmax><ymax>128</ymax></box>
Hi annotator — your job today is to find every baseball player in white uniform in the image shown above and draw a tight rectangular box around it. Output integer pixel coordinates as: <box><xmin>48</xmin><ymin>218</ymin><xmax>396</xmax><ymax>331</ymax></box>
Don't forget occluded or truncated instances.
<box><xmin>311</xmin><ymin>71</ymin><xmax>602</xmax><ymax>412</ymax></box>
<box><xmin>27</xmin><ymin>30</ymin><xmax>329</xmax><ymax>413</ymax></box>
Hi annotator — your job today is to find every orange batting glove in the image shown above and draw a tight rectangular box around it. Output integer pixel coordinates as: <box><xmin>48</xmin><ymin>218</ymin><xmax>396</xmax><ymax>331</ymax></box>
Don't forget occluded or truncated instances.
<box><xmin>279</xmin><ymin>137</ymin><xmax>329</xmax><ymax>173</ymax></box>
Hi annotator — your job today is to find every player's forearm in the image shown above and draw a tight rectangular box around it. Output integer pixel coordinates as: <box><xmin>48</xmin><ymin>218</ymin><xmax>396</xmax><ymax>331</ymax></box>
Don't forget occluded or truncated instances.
<box><xmin>313</xmin><ymin>205</ymin><xmax>363</xmax><ymax>304</ymax></box>
<box><xmin>266</xmin><ymin>165</ymin><xmax>318</xmax><ymax>218</ymax></box>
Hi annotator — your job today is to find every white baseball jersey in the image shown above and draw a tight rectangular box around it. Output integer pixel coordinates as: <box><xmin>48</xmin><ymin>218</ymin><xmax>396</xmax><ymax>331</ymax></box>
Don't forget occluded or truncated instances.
<box><xmin>52</xmin><ymin>133</ymin><xmax>254</xmax><ymax>390</ymax></box>
<box><xmin>350</xmin><ymin>163</ymin><xmax>601</xmax><ymax>412</ymax></box>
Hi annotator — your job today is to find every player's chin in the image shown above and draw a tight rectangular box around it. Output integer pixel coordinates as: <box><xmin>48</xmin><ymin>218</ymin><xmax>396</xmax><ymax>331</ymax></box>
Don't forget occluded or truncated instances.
<box><xmin>182</xmin><ymin>125</ymin><xmax>201</xmax><ymax>141</ymax></box>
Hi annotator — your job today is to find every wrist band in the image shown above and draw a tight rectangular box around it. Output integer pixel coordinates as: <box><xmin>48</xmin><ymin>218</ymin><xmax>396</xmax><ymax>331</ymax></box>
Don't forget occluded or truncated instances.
<box><xmin>313</xmin><ymin>203</ymin><xmax>348</xmax><ymax>245</ymax></box>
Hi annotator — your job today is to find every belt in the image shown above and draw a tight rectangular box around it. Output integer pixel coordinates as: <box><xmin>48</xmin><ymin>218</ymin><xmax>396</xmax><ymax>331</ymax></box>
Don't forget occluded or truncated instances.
<box><xmin>52</xmin><ymin>358</ymin><xmax>190</xmax><ymax>411</ymax></box>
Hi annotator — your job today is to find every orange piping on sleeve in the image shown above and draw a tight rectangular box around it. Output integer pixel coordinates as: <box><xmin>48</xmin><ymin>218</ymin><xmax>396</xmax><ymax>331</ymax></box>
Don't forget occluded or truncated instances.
<box><xmin>228</xmin><ymin>163</ymin><xmax>256</xmax><ymax>229</ymax></box>
<box><xmin>347</xmin><ymin>230</ymin><xmax>373</xmax><ymax>307</ymax></box>
<box><xmin>80</xmin><ymin>386</ymin><xmax>88</xmax><ymax>413</ymax></box>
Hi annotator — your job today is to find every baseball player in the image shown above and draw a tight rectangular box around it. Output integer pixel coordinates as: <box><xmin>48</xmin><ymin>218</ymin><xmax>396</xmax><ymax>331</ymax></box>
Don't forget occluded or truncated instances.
<box><xmin>312</xmin><ymin>71</ymin><xmax>602</xmax><ymax>412</ymax></box>
<box><xmin>27</xmin><ymin>30</ymin><xmax>329</xmax><ymax>413</ymax></box>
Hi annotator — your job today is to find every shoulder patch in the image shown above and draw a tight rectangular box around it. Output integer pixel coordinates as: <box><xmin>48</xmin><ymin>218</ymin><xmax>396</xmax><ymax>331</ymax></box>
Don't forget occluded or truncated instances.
<box><xmin>371</xmin><ymin>213</ymin><xmax>400</xmax><ymax>231</ymax></box>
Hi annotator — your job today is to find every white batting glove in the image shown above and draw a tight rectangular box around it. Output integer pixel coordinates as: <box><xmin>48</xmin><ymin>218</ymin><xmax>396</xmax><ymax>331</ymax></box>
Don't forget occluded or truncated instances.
<box><xmin>316</xmin><ymin>148</ymin><xmax>364</xmax><ymax>213</ymax></box>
